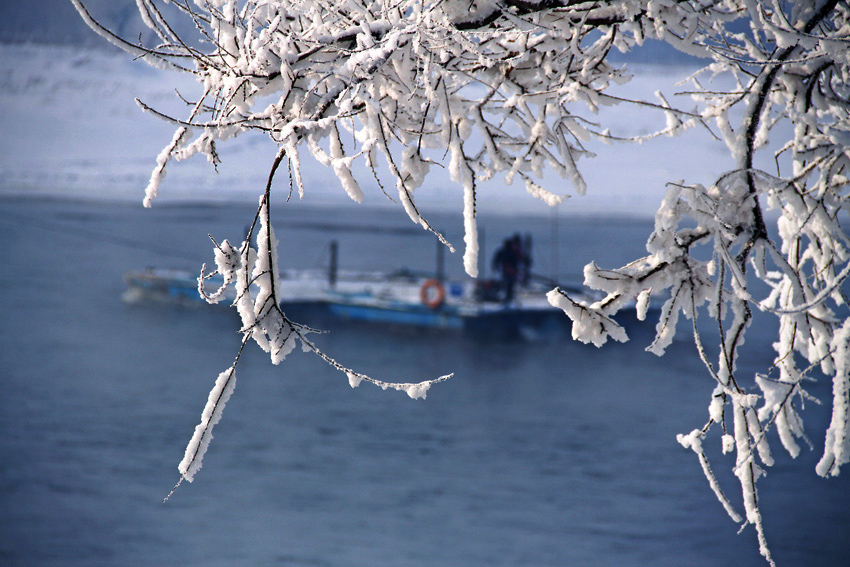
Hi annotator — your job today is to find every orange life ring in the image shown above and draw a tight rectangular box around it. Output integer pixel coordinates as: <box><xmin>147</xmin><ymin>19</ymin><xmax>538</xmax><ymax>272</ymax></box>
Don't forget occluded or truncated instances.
<box><xmin>420</xmin><ymin>279</ymin><xmax>445</xmax><ymax>309</ymax></box>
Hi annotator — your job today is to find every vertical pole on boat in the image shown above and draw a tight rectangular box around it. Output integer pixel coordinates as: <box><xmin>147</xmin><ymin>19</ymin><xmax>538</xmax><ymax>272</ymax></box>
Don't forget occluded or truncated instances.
<box><xmin>551</xmin><ymin>204</ymin><xmax>559</xmax><ymax>282</ymax></box>
<box><xmin>329</xmin><ymin>240</ymin><xmax>338</xmax><ymax>289</ymax></box>
<box><xmin>436</xmin><ymin>234</ymin><xmax>445</xmax><ymax>282</ymax></box>
<box><xmin>480</xmin><ymin>227</ymin><xmax>486</xmax><ymax>279</ymax></box>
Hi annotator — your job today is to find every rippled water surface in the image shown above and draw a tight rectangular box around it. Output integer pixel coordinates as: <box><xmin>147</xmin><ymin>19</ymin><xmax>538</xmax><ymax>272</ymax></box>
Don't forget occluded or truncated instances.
<box><xmin>1</xmin><ymin>197</ymin><xmax>848</xmax><ymax>567</ymax></box>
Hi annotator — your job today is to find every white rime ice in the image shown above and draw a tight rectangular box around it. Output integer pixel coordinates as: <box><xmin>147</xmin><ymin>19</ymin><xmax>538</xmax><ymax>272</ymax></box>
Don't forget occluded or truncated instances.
<box><xmin>248</xmin><ymin>198</ymin><xmax>298</xmax><ymax>365</ymax></box>
<box><xmin>817</xmin><ymin>319</ymin><xmax>850</xmax><ymax>477</ymax></box>
<box><xmin>177</xmin><ymin>192</ymin><xmax>452</xmax><ymax>484</ymax></box>
<box><xmin>546</xmin><ymin>288</ymin><xmax>627</xmax><ymax>347</ymax></box>
<box><xmin>74</xmin><ymin>0</ymin><xmax>646</xmax><ymax>278</ymax></box>
<box><xmin>73</xmin><ymin>1</ymin><xmax>850</xmax><ymax>562</ymax></box>
<box><xmin>178</xmin><ymin>366</ymin><xmax>237</xmax><ymax>482</ymax></box>
<box><xmin>552</xmin><ymin>167</ymin><xmax>850</xmax><ymax>566</ymax></box>
<box><xmin>677</xmin><ymin>429</ymin><xmax>743</xmax><ymax>524</ymax></box>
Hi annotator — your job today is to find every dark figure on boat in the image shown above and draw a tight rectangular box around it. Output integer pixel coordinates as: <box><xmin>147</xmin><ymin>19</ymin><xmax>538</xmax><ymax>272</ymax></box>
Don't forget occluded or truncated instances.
<box><xmin>492</xmin><ymin>234</ymin><xmax>530</xmax><ymax>305</ymax></box>
<box><xmin>521</xmin><ymin>232</ymin><xmax>533</xmax><ymax>286</ymax></box>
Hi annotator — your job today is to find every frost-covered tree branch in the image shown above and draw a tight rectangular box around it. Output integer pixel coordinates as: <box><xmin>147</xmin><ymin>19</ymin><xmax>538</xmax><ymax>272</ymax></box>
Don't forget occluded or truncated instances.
<box><xmin>550</xmin><ymin>3</ymin><xmax>850</xmax><ymax>564</ymax></box>
<box><xmin>72</xmin><ymin>0</ymin><xmax>701</xmax><ymax>274</ymax></box>
<box><xmin>72</xmin><ymin>1</ymin><xmax>850</xmax><ymax>564</ymax></box>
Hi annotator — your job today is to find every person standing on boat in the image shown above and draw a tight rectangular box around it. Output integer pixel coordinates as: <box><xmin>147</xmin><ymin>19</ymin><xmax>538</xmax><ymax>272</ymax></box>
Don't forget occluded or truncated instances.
<box><xmin>520</xmin><ymin>232</ymin><xmax>533</xmax><ymax>287</ymax></box>
<box><xmin>492</xmin><ymin>234</ymin><xmax>524</xmax><ymax>305</ymax></box>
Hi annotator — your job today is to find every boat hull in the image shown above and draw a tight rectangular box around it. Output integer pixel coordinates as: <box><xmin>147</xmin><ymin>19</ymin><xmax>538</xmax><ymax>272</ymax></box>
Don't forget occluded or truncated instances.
<box><xmin>122</xmin><ymin>268</ymin><xmax>648</xmax><ymax>340</ymax></box>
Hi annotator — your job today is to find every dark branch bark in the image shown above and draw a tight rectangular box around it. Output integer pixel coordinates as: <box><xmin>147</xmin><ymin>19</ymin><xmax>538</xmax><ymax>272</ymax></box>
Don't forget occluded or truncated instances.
<box><xmin>454</xmin><ymin>0</ymin><xmax>639</xmax><ymax>30</ymax></box>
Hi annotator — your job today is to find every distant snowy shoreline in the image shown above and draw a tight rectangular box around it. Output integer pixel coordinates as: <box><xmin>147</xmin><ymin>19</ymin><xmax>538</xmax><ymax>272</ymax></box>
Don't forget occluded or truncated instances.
<box><xmin>0</xmin><ymin>43</ymin><xmax>724</xmax><ymax>218</ymax></box>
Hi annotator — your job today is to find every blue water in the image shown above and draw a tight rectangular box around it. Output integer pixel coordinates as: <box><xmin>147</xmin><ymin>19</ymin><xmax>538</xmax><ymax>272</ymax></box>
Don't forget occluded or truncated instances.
<box><xmin>1</xmin><ymin>197</ymin><xmax>848</xmax><ymax>567</ymax></box>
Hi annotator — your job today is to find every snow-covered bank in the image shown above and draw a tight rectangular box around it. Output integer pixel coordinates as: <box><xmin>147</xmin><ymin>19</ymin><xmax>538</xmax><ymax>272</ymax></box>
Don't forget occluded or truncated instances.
<box><xmin>0</xmin><ymin>43</ymin><xmax>270</xmax><ymax>205</ymax></box>
<box><xmin>0</xmin><ymin>43</ymin><xmax>729</xmax><ymax>216</ymax></box>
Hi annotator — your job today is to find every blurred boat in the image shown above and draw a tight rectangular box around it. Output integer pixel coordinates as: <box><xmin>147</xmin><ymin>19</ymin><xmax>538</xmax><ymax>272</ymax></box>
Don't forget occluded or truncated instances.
<box><xmin>122</xmin><ymin>265</ymin><xmax>589</xmax><ymax>333</ymax></box>
<box><xmin>133</xmin><ymin>269</ymin><xmax>618</xmax><ymax>347</ymax></box>
<box><xmin>122</xmin><ymin>240</ymin><xmax>652</xmax><ymax>338</ymax></box>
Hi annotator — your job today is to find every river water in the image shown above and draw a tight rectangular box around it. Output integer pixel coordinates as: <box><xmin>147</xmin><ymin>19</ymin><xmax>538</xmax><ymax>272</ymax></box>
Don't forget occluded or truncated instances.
<box><xmin>1</xmin><ymin>196</ymin><xmax>847</xmax><ymax>567</ymax></box>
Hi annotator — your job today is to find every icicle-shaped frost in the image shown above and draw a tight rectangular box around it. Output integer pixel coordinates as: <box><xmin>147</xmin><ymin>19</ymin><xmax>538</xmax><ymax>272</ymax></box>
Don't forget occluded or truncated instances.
<box><xmin>817</xmin><ymin>319</ymin><xmax>850</xmax><ymax>477</ymax></box>
<box><xmin>251</xmin><ymin>198</ymin><xmax>299</xmax><ymax>364</ymax></box>
<box><xmin>143</xmin><ymin>127</ymin><xmax>189</xmax><ymax>207</ymax></box>
<box><xmin>547</xmin><ymin>288</ymin><xmax>628</xmax><ymax>347</ymax></box>
<box><xmin>329</xmin><ymin>128</ymin><xmax>364</xmax><ymax>202</ymax></box>
<box><xmin>525</xmin><ymin>179</ymin><xmax>569</xmax><ymax>207</ymax></box>
<box><xmin>747</xmin><ymin>406</ymin><xmax>774</xmax><ymax>467</ymax></box>
<box><xmin>647</xmin><ymin>283</ymin><xmax>686</xmax><ymax>356</ymax></box>
<box><xmin>449</xmin><ymin>126</ymin><xmax>478</xmax><ymax>277</ymax></box>
<box><xmin>732</xmin><ymin>397</ymin><xmax>774</xmax><ymax>565</ymax></box>
<box><xmin>347</xmin><ymin>371</ymin><xmax>364</xmax><ymax>389</ymax></box>
<box><xmin>234</xmin><ymin>243</ymin><xmax>258</xmax><ymax>335</ymax></box>
<box><xmin>178</xmin><ymin>366</ymin><xmax>237</xmax><ymax>482</ymax></box>
<box><xmin>756</xmin><ymin>374</ymin><xmax>801</xmax><ymax>459</ymax></box>
<box><xmin>677</xmin><ymin>429</ymin><xmax>744</xmax><ymax>523</ymax></box>
<box><xmin>635</xmin><ymin>288</ymin><xmax>652</xmax><ymax>321</ymax></box>
<box><xmin>462</xmin><ymin>181</ymin><xmax>478</xmax><ymax>278</ymax></box>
